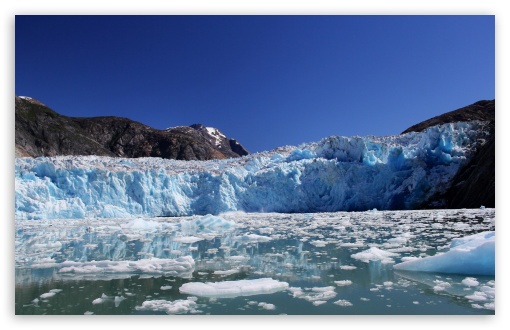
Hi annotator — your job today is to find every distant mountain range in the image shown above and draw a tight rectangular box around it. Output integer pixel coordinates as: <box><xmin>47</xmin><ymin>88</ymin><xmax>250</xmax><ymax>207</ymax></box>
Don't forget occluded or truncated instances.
<box><xmin>15</xmin><ymin>96</ymin><xmax>249</xmax><ymax>160</ymax></box>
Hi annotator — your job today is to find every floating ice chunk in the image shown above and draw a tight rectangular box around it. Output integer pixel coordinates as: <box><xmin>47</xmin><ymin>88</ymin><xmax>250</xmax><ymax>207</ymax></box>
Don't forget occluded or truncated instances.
<box><xmin>433</xmin><ymin>280</ymin><xmax>451</xmax><ymax>292</ymax></box>
<box><xmin>461</xmin><ymin>277</ymin><xmax>480</xmax><ymax>287</ymax></box>
<box><xmin>339</xmin><ymin>242</ymin><xmax>364</xmax><ymax>248</ymax></box>
<box><xmin>114</xmin><ymin>296</ymin><xmax>126</xmax><ymax>307</ymax></box>
<box><xmin>213</xmin><ymin>269</ymin><xmax>239</xmax><ymax>276</ymax></box>
<box><xmin>466</xmin><ymin>291</ymin><xmax>487</xmax><ymax>301</ymax></box>
<box><xmin>179</xmin><ymin>278</ymin><xmax>289</xmax><ymax>298</ymax></box>
<box><xmin>135</xmin><ymin>298</ymin><xmax>200</xmax><ymax>314</ymax></box>
<box><xmin>58</xmin><ymin>256</ymin><xmax>195</xmax><ymax>279</ymax></box>
<box><xmin>334</xmin><ymin>280</ymin><xmax>352</xmax><ymax>286</ymax></box>
<box><xmin>333</xmin><ymin>299</ymin><xmax>353</xmax><ymax>307</ymax></box>
<box><xmin>92</xmin><ymin>294</ymin><xmax>110</xmax><ymax>305</ymax></box>
<box><xmin>393</xmin><ymin>231</ymin><xmax>495</xmax><ymax>275</ymax></box>
<box><xmin>160</xmin><ymin>286</ymin><xmax>172</xmax><ymax>290</ymax></box>
<box><xmin>310</xmin><ymin>240</ymin><xmax>328</xmax><ymax>247</ymax></box>
<box><xmin>289</xmin><ymin>286</ymin><xmax>337</xmax><ymax>302</ymax></box>
<box><xmin>39</xmin><ymin>292</ymin><xmax>57</xmax><ymax>299</ymax></box>
<box><xmin>483</xmin><ymin>302</ymin><xmax>495</xmax><ymax>310</ymax></box>
<box><xmin>339</xmin><ymin>265</ymin><xmax>357</xmax><ymax>270</ymax></box>
<box><xmin>351</xmin><ymin>247</ymin><xmax>398</xmax><ymax>263</ymax></box>
<box><xmin>258</xmin><ymin>302</ymin><xmax>276</xmax><ymax>310</ymax></box>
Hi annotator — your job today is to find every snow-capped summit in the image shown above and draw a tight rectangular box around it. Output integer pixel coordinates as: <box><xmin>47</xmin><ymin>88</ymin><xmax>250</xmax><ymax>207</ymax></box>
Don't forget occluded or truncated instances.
<box><xmin>189</xmin><ymin>124</ymin><xmax>249</xmax><ymax>157</ymax></box>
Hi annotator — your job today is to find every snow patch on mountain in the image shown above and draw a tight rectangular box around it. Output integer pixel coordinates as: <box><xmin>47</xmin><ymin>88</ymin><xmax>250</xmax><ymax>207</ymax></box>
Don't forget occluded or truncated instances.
<box><xmin>205</xmin><ymin>127</ymin><xmax>226</xmax><ymax>146</ymax></box>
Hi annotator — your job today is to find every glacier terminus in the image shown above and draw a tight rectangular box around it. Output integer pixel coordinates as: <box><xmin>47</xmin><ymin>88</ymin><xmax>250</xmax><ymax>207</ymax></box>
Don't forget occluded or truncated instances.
<box><xmin>15</xmin><ymin>121</ymin><xmax>490</xmax><ymax>220</ymax></box>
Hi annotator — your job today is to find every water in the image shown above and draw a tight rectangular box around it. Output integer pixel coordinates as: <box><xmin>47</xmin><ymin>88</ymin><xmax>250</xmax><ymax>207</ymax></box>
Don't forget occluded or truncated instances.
<box><xmin>15</xmin><ymin>209</ymin><xmax>495</xmax><ymax>315</ymax></box>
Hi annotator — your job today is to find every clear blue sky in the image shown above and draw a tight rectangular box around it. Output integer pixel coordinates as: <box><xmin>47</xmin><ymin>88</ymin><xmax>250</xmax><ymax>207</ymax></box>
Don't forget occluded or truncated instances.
<box><xmin>15</xmin><ymin>15</ymin><xmax>495</xmax><ymax>153</ymax></box>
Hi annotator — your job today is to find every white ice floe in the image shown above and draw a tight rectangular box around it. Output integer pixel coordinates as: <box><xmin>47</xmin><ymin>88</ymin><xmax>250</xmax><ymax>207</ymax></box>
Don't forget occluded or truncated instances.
<box><xmin>334</xmin><ymin>280</ymin><xmax>352</xmax><ymax>286</ymax></box>
<box><xmin>258</xmin><ymin>302</ymin><xmax>276</xmax><ymax>310</ymax></box>
<box><xmin>39</xmin><ymin>288</ymin><xmax>62</xmax><ymax>299</ymax></box>
<box><xmin>114</xmin><ymin>296</ymin><xmax>126</xmax><ymax>307</ymax></box>
<box><xmin>351</xmin><ymin>247</ymin><xmax>398</xmax><ymax>263</ymax></box>
<box><xmin>465</xmin><ymin>291</ymin><xmax>488</xmax><ymax>302</ymax></box>
<box><xmin>135</xmin><ymin>298</ymin><xmax>200</xmax><ymax>314</ymax></box>
<box><xmin>333</xmin><ymin>299</ymin><xmax>353</xmax><ymax>307</ymax></box>
<box><xmin>179</xmin><ymin>278</ymin><xmax>289</xmax><ymax>298</ymax></box>
<box><xmin>461</xmin><ymin>277</ymin><xmax>480</xmax><ymax>287</ymax></box>
<box><xmin>289</xmin><ymin>286</ymin><xmax>337</xmax><ymax>303</ymax></box>
<box><xmin>58</xmin><ymin>256</ymin><xmax>195</xmax><ymax>278</ymax></box>
<box><xmin>393</xmin><ymin>231</ymin><xmax>495</xmax><ymax>275</ymax></box>
<box><xmin>339</xmin><ymin>265</ymin><xmax>357</xmax><ymax>270</ymax></box>
<box><xmin>92</xmin><ymin>293</ymin><xmax>110</xmax><ymax>305</ymax></box>
<box><xmin>213</xmin><ymin>269</ymin><xmax>239</xmax><ymax>276</ymax></box>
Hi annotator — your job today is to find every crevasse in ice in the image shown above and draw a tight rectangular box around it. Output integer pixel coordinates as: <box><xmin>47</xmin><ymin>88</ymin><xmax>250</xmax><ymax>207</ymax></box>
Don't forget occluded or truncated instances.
<box><xmin>15</xmin><ymin>121</ymin><xmax>489</xmax><ymax>220</ymax></box>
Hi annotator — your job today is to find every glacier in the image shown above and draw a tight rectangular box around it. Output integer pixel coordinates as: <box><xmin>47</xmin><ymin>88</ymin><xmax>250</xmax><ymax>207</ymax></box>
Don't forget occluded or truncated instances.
<box><xmin>15</xmin><ymin>121</ymin><xmax>490</xmax><ymax>220</ymax></box>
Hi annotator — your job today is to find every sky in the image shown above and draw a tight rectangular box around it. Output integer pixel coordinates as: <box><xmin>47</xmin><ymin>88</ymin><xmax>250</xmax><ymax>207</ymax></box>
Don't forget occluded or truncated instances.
<box><xmin>15</xmin><ymin>15</ymin><xmax>495</xmax><ymax>153</ymax></box>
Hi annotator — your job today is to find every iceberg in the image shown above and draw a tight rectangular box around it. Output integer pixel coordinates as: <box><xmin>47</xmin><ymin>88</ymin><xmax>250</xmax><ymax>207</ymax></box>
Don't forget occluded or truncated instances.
<box><xmin>15</xmin><ymin>121</ymin><xmax>490</xmax><ymax>220</ymax></box>
<box><xmin>179</xmin><ymin>278</ymin><xmax>289</xmax><ymax>298</ymax></box>
<box><xmin>135</xmin><ymin>298</ymin><xmax>200</xmax><ymax>314</ymax></box>
<box><xmin>393</xmin><ymin>231</ymin><xmax>495</xmax><ymax>275</ymax></box>
<box><xmin>351</xmin><ymin>247</ymin><xmax>399</xmax><ymax>263</ymax></box>
<box><xmin>57</xmin><ymin>256</ymin><xmax>195</xmax><ymax>279</ymax></box>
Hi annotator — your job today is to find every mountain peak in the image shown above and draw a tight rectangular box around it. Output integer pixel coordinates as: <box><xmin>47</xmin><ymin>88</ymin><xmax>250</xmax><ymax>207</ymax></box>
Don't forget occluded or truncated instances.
<box><xmin>15</xmin><ymin>96</ymin><xmax>249</xmax><ymax>160</ymax></box>
<box><xmin>189</xmin><ymin>123</ymin><xmax>249</xmax><ymax>156</ymax></box>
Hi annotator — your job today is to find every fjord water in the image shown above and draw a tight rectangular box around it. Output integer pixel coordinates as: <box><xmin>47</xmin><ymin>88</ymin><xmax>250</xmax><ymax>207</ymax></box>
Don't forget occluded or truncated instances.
<box><xmin>15</xmin><ymin>209</ymin><xmax>495</xmax><ymax>315</ymax></box>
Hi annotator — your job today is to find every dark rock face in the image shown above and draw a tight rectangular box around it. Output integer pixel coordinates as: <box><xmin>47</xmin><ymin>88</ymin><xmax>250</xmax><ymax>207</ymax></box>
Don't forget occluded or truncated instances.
<box><xmin>402</xmin><ymin>100</ymin><xmax>495</xmax><ymax>134</ymax></box>
<box><xmin>402</xmin><ymin>100</ymin><xmax>495</xmax><ymax>209</ymax></box>
<box><xmin>15</xmin><ymin>96</ymin><xmax>248</xmax><ymax>160</ymax></box>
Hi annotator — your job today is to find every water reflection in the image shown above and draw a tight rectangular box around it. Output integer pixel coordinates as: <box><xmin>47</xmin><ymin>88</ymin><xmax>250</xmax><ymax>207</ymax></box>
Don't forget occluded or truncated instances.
<box><xmin>15</xmin><ymin>209</ymin><xmax>495</xmax><ymax>314</ymax></box>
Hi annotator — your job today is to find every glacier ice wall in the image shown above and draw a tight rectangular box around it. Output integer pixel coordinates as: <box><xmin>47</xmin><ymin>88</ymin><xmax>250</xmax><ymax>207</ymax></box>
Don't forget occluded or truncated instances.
<box><xmin>15</xmin><ymin>122</ymin><xmax>489</xmax><ymax>220</ymax></box>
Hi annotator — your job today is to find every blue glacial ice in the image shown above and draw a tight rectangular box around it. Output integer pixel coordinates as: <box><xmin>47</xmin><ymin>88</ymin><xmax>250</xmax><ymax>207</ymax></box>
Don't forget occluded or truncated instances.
<box><xmin>393</xmin><ymin>231</ymin><xmax>495</xmax><ymax>276</ymax></box>
<box><xmin>15</xmin><ymin>121</ymin><xmax>490</xmax><ymax>220</ymax></box>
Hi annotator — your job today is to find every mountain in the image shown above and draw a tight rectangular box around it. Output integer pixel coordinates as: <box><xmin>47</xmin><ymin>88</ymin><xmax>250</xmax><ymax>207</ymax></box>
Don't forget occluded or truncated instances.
<box><xmin>15</xmin><ymin>96</ymin><xmax>249</xmax><ymax>160</ymax></box>
<box><xmin>401</xmin><ymin>100</ymin><xmax>495</xmax><ymax>209</ymax></box>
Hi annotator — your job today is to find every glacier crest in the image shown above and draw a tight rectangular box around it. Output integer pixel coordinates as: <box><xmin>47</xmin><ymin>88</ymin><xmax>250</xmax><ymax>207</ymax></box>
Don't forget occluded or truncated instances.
<box><xmin>15</xmin><ymin>122</ymin><xmax>489</xmax><ymax>219</ymax></box>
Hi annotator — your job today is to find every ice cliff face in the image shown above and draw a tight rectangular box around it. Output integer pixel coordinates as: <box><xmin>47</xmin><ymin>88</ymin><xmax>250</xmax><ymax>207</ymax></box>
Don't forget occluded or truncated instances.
<box><xmin>15</xmin><ymin>121</ymin><xmax>490</xmax><ymax>220</ymax></box>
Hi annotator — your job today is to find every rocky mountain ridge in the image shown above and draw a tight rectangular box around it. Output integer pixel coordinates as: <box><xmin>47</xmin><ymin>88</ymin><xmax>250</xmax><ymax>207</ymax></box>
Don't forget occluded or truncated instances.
<box><xmin>15</xmin><ymin>96</ymin><xmax>249</xmax><ymax>160</ymax></box>
<box><xmin>401</xmin><ymin>99</ymin><xmax>495</xmax><ymax>209</ymax></box>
